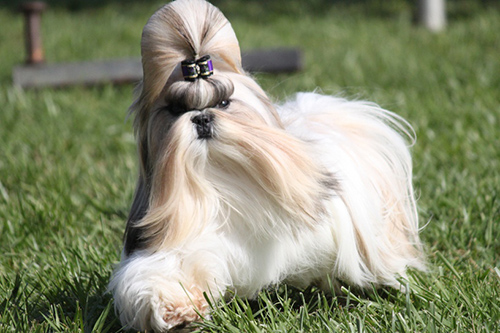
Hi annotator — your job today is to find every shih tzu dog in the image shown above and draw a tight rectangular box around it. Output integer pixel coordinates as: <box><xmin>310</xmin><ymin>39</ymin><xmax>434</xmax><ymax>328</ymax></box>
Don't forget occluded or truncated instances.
<box><xmin>108</xmin><ymin>0</ymin><xmax>424</xmax><ymax>331</ymax></box>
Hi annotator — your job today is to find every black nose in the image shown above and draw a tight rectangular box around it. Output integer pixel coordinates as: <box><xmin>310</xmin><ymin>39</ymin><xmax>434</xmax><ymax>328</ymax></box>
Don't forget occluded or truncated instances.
<box><xmin>191</xmin><ymin>113</ymin><xmax>214</xmax><ymax>139</ymax></box>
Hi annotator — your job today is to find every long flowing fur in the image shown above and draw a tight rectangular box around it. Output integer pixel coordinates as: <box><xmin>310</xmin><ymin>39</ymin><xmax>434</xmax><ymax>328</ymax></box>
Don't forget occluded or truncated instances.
<box><xmin>108</xmin><ymin>0</ymin><xmax>425</xmax><ymax>331</ymax></box>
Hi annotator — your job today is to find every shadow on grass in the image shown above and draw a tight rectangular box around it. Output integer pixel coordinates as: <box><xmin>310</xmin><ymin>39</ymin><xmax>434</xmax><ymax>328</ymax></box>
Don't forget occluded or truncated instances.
<box><xmin>1</xmin><ymin>268</ymin><xmax>404</xmax><ymax>332</ymax></box>
<box><xmin>195</xmin><ymin>282</ymin><xmax>400</xmax><ymax>332</ymax></box>
<box><xmin>1</xmin><ymin>271</ymin><xmax>123</xmax><ymax>333</ymax></box>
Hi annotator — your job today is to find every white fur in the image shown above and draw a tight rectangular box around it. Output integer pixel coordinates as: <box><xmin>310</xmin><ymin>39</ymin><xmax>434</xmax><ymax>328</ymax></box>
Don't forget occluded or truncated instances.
<box><xmin>110</xmin><ymin>94</ymin><xmax>423</xmax><ymax>330</ymax></box>
<box><xmin>108</xmin><ymin>1</ymin><xmax>424</xmax><ymax>331</ymax></box>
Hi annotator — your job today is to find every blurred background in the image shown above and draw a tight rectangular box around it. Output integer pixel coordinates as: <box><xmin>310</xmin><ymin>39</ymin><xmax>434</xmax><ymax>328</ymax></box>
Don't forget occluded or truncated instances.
<box><xmin>0</xmin><ymin>0</ymin><xmax>499</xmax><ymax>331</ymax></box>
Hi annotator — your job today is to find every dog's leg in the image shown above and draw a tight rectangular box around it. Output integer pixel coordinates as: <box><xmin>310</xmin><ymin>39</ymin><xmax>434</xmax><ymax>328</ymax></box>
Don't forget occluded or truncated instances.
<box><xmin>110</xmin><ymin>247</ymin><xmax>228</xmax><ymax>332</ymax></box>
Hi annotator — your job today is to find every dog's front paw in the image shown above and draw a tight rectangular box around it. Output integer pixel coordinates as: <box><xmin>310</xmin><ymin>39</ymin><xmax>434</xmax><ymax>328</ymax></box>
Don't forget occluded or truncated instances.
<box><xmin>160</xmin><ymin>287</ymin><xmax>209</xmax><ymax>330</ymax></box>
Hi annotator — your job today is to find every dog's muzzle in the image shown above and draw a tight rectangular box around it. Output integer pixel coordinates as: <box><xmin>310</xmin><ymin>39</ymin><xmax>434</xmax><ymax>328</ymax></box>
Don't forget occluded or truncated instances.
<box><xmin>191</xmin><ymin>112</ymin><xmax>214</xmax><ymax>139</ymax></box>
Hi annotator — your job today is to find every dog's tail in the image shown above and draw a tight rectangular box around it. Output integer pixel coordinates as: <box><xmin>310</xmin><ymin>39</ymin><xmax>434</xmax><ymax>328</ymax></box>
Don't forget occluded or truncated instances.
<box><xmin>135</xmin><ymin>0</ymin><xmax>243</xmax><ymax>113</ymax></box>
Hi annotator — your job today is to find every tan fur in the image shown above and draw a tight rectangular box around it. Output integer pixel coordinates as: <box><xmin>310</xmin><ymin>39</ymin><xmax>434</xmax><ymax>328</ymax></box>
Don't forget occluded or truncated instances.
<box><xmin>109</xmin><ymin>1</ymin><xmax>425</xmax><ymax>330</ymax></box>
<box><xmin>162</xmin><ymin>285</ymin><xmax>207</xmax><ymax>328</ymax></box>
<box><xmin>135</xmin><ymin>103</ymin><xmax>331</xmax><ymax>250</ymax></box>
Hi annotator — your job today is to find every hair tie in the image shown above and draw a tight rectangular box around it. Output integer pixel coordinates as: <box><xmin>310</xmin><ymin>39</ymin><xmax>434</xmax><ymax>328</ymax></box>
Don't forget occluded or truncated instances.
<box><xmin>181</xmin><ymin>55</ymin><xmax>214</xmax><ymax>81</ymax></box>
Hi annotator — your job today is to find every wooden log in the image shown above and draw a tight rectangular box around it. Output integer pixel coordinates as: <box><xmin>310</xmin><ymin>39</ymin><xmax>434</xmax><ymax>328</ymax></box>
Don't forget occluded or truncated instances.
<box><xmin>13</xmin><ymin>58</ymin><xmax>141</xmax><ymax>88</ymax></box>
<box><xmin>12</xmin><ymin>48</ymin><xmax>303</xmax><ymax>89</ymax></box>
<box><xmin>22</xmin><ymin>2</ymin><xmax>48</xmax><ymax>64</ymax></box>
<box><xmin>242</xmin><ymin>47</ymin><xmax>303</xmax><ymax>73</ymax></box>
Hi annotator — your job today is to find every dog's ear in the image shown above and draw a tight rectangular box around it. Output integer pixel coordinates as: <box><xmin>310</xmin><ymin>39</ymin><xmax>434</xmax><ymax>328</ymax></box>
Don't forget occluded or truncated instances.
<box><xmin>123</xmin><ymin>82</ymin><xmax>153</xmax><ymax>256</ymax></box>
<box><xmin>123</xmin><ymin>168</ymin><xmax>150</xmax><ymax>256</ymax></box>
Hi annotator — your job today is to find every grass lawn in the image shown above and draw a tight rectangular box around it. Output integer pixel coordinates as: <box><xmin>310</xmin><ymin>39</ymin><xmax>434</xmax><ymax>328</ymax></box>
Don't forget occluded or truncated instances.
<box><xmin>1</xmin><ymin>0</ymin><xmax>499</xmax><ymax>331</ymax></box>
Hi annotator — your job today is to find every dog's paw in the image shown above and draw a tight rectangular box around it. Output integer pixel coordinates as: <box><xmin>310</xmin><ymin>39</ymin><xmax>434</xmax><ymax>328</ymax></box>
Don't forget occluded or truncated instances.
<box><xmin>161</xmin><ymin>287</ymin><xmax>209</xmax><ymax>330</ymax></box>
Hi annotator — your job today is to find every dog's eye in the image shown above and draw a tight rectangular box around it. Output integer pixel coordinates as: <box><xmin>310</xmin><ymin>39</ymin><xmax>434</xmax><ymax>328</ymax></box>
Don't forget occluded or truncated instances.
<box><xmin>168</xmin><ymin>104</ymin><xmax>186</xmax><ymax>115</ymax></box>
<box><xmin>217</xmin><ymin>100</ymin><xmax>231</xmax><ymax>109</ymax></box>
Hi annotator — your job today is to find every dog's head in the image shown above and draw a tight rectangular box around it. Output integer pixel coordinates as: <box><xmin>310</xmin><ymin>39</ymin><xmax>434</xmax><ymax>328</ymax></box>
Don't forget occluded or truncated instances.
<box><xmin>124</xmin><ymin>0</ymin><xmax>332</xmax><ymax>254</ymax></box>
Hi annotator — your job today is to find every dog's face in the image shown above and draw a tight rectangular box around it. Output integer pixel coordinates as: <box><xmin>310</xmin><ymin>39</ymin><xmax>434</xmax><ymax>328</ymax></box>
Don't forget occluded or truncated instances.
<box><xmin>123</xmin><ymin>0</ymin><xmax>333</xmax><ymax>255</ymax></box>
<box><xmin>145</xmin><ymin>72</ymin><xmax>281</xmax><ymax>166</ymax></box>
